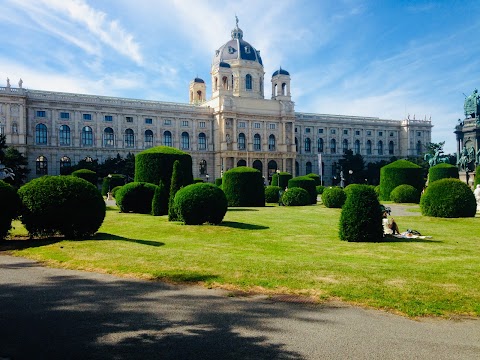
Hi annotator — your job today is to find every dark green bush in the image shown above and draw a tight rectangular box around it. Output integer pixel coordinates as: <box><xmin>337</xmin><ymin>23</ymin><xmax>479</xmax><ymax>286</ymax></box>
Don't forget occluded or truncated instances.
<box><xmin>288</xmin><ymin>176</ymin><xmax>317</xmax><ymax>204</ymax></box>
<box><xmin>390</xmin><ymin>184</ymin><xmax>420</xmax><ymax>203</ymax></box>
<box><xmin>222</xmin><ymin>167</ymin><xmax>265</xmax><ymax>207</ymax></box>
<box><xmin>322</xmin><ymin>187</ymin><xmax>346</xmax><ymax>208</ymax></box>
<box><xmin>339</xmin><ymin>185</ymin><xmax>383</xmax><ymax>242</ymax></box>
<box><xmin>374</xmin><ymin>185</ymin><xmax>381</xmax><ymax>197</ymax></box>
<box><xmin>420</xmin><ymin>178</ymin><xmax>476</xmax><ymax>218</ymax></box>
<box><xmin>18</xmin><ymin>176</ymin><xmax>105</xmax><ymax>238</ymax></box>
<box><xmin>111</xmin><ymin>186</ymin><xmax>122</xmax><ymax>199</ymax></box>
<box><xmin>215</xmin><ymin>178</ymin><xmax>222</xmax><ymax>187</ymax></box>
<box><xmin>316</xmin><ymin>185</ymin><xmax>325</xmax><ymax>195</ymax></box>
<box><xmin>306</xmin><ymin>173</ymin><xmax>321</xmax><ymax>186</ymax></box>
<box><xmin>0</xmin><ymin>180</ymin><xmax>21</xmax><ymax>240</ymax></box>
<box><xmin>174</xmin><ymin>183</ymin><xmax>228</xmax><ymax>225</ymax></box>
<box><xmin>101</xmin><ymin>174</ymin><xmax>126</xmax><ymax>196</ymax></box>
<box><xmin>193</xmin><ymin>178</ymin><xmax>204</xmax><ymax>183</ymax></box>
<box><xmin>344</xmin><ymin>184</ymin><xmax>364</xmax><ymax>198</ymax></box>
<box><xmin>71</xmin><ymin>169</ymin><xmax>98</xmax><ymax>186</ymax></box>
<box><xmin>272</xmin><ymin>172</ymin><xmax>292</xmax><ymax>189</ymax></box>
<box><xmin>379</xmin><ymin>160</ymin><xmax>424</xmax><ymax>200</ymax></box>
<box><xmin>281</xmin><ymin>187</ymin><xmax>310</xmax><ymax>206</ymax></box>
<box><xmin>151</xmin><ymin>180</ymin><xmax>168</xmax><ymax>216</ymax></box>
<box><xmin>265</xmin><ymin>186</ymin><xmax>282</xmax><ymax>203</ymax></box>
<box><xmin>168</xmin><ymin>160</ymin><xmax>182</xmax><ymax>221</ymax></box>
<box><xmin>115</xmin><ymin>182</ymin><xmax>158</xmax><ymax>214</ymax></box>
<box><xmin>428</xmin><ymin>163</ymin><xmax>459</xmax><ymax>184</ymax></box>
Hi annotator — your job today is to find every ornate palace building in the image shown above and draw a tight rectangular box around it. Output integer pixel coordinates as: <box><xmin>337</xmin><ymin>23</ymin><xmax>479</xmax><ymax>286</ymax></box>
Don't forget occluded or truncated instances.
<box><xmin>0</xmin><ymin>20</ymin><xmax>432</xmax><ymax>185</ymax></box>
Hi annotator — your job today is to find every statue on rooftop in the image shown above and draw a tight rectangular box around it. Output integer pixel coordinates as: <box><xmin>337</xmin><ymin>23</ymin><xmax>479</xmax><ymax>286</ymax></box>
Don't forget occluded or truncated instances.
<box><xmin>464</xmin><ymin>89</ymin><xmax>480</xmax><ymax>119</ymax></box>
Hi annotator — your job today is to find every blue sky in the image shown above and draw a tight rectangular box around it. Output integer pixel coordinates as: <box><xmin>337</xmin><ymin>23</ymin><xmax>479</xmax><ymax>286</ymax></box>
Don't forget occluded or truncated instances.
<box><xmin>1</xmin><ymin>0</ymin><xmax>479</xmax><ymax>154</ymax></box>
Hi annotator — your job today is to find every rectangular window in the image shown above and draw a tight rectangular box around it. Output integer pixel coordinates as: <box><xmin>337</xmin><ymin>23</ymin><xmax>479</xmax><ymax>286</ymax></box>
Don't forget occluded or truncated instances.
<box><xmin>182</xmin><ymin>120</ymin><xmax>189</xmax><ymax>127</ymax></box>
<box><xmin>390</xmin><ymin>132</ymin><xmax>394</xmax><ymax>137</ymax></box>
<box><xmin>104</xmin><ymin>115</ymin><xmax>113</xmax><ymax>122</ymax></box>
<box><xmin>199</xmin><ymin>121</ymin><xmax>206</xmax><ymax>128</ymax></box>
<box><xmin>295</xmin><ymin>127</ymin><xmax>298</xmax><ymax>133</ymax></box>
<box><xmin>417</xmin><ymin>131</ymin><xmax>421</xmax><ymax>136</ymax></box>
<box><xmin>239</xmin><ymin>122</ymin><xmax>246</xmax><ymax>128</ymax></box>
<box><xmin>83</xmin><ymin>113</ymin><xmax>92</xmax><ymax>121</ymax></box>
<box><xmin>306</xmin><ymin>128</ymin><xmax>311</xmax><ymax>133</ymax></box>
<box><xmin>254</xmin><ymin>122</ymin><xmax>261</xmax><ymax>129</ymax></box>
<box><xmin>355</xmin><ymin>130</ymin><xmax>360</xmax><ymax>135</ymax></box>
<box><xmin>343</xmin><ymin>129</ymin><xmax>348</xmax><ymax>135</ymax></box>
<box><xmin>145</xmin><ymin>118</ymin><xmax>153</xmax><ymax>124</ymax></box>
<box><xmin>269</xmin><ymin>123</ymin><xmax>276</xmax><ymax>130</ymax></box>
<box><xmin>331</xmin><ymin>129</ymin><xmax>336</xmax><ymax>134</ymax></box>
<box><xmin>367</xmin><ymin>130</ymin><xmax>372</xmax><ymax>136</ymax></box>
<box><xmin>36</xmin><ymin>110</ymin><xmax>46</xmax><ymax>117</ymax></box>
<box><xmin>126</xmin><ymin>116</ymin><xmax>133</xmax><ymax>123</ymax></box>
<box><xmin>318</xmin><ymin>129</ymin><xmax>324</xmax><ymax>134</ymax></box>
<box><xmin>378</xmin><ymin>131</ymin><xmax>383</xmax><ymax>136</ymax></box>
<box><xmin>60</xmin><ymin>112</ymin><xmax>70</xmax><ymax>119</ymax></box>
<box><xmin>164</xmin><ymin>119</ymin><xmax>172</xmax><ymax>125</ymax></box>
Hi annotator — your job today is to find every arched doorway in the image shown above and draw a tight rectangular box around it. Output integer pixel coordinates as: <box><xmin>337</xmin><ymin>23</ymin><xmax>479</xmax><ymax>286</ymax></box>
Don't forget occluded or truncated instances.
<box><xmin>253</xmin><ymin>160</ymin><xmax>263</xmax><ymax>173</ymax></box>
<box><xmin>237</xmin><ymin>159</ymin><xmax>246</xmax><ymax>167</ymax></box>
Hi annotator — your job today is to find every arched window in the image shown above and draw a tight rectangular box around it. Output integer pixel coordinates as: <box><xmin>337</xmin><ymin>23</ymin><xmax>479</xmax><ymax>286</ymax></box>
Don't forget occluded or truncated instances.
<box><xmin>181</xmin><ymin>132</ymin><xmax>190</xmax><ymax>150</ymax></box>
<box><xmin>124</xmin><ymin>129</ymin><xmax>135</xmax><ymax>148</ymax></box>
<box><xmin>163</xmin><ymin>131</ymin><xmax>172</xmax><ymax>147</ymax></box>
<box><xmin>12</xmin><ymin>122</ymin><xmax>18</xmax><ymax>134</ymax></box>
<box><xmin>222</xmin><ymin>76</ymin><xmax>228</xmax><ymax>90</ymax></box>
<box><xmin>81</xmin><ymin>126</ymin><xmax>93</xmax><ymax>146</ymax></box>
<box><xmin>295</xmin><ymin>137</ymin><xmax>298</xmax><ymax>152</ymax></box>
<box><xmin>330</xmin><ymin>139</ymin><xmax>336</xmax><ymax>154</ymax></box>
<box><xmin>103</xmin><ymin>127</ymin><xmax>114</xmax><ymax>147</ymax></box>
<box><xmin>253</xmin><ymin>160</ymin><xmax>262</xmax><ymax>172</ymax></box>
<box><xmin>35</xmin><ymin>123</ymin><xmax>48</xmax><ymax>144</ymax></box>
<box><xmin>199</xmin><ymin>159</ymin><xmax>207</xmax><ymax>175</ymax></box>
<box><xmin>268</xmin><ymin>134</ymin><xmax>276</xmax><ymax>151</ymax></box>
<box><xmin>378</xmin><ymin>140</ymin><xmax>383</xmax><ymax>155</ymax></box>
<box><xmin>389</xmin><ymin>141</ymin><xmax>394</xmax><ymax>155</ymax></box>
<box><xmin>254</xmin><ymin>133</ymin><xmax>261</xmax><ymax>151</ymax></box>
<box><xmin>238</xmin><ymin>133</ymin><xmax>246</xmax><ymax>150</ymax></box>
<box><xmin>145</xmin><ymin>129</ymin><xmax>153</xmax><ymax>148</ymax></box>
<box><xmin>305</xmin><ymin>137</ymin><xmax>311</xmax><ymax>153</ymax></box>
<box><xmin>59</xmin><ymin>125</ymin><xmax>70</xmax><ymax>146</ymax></box>
<box><xmin>306</xmin><ymin>161</ymin><xmax>312</xmax><ymax>174</ymax></box>
<box><xmin>366</xmin><ymin>140</ymin><xmax>372</xmax><ymax>155</ymax></box>
<box><xmin>36</xmin><ymin>155</ymin><xmax>48</xmax><ymax>175</ymax></box>
<box><xmin>60</xmin><ymin>156</ymin><xmax>71</xmax><ymax>174</ymax></box>
<box><xmin>416</xmin><ymin>141</ymin><xmax>422</xmax><ymax>155</ymax></box>
<box><xmin>343</xmin><ymin>139</ymin><xmax>348</xmax><ymax>153</ymax></box>
<box><xmin>246</xmin><ymin>74</ymin><xmax>252</xmax><ymax>90</ymax></box>
<box><xmin>237</xmin><ymin>159</ymin><xmax>246</xmax><ymax>167</ymax></box>
<box><xmin>198</xmin><ymin>132</ymin><xmax>206</xmax><ymax>150</ymax></box>
<box><xmin>354</xmin><ymin>140</ymin><xmax>360</xmax><ymax>154</ymax></box>
<box><xmin>282</xmin><ymin>83</ymin><xmax>286</xmax><ymax>96</ymax></box>
<box><xmin>317</xmin><ymin>138</ymin><xmax>324</xmax><ymax>153</ymax></box>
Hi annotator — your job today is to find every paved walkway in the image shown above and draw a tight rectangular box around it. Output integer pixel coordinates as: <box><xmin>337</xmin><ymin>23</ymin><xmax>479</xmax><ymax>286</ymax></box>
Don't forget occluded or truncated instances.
<box><xmin>0</xmin><ymin>255</ymin><xmax>478</xmax><ymax>359</ymax></box>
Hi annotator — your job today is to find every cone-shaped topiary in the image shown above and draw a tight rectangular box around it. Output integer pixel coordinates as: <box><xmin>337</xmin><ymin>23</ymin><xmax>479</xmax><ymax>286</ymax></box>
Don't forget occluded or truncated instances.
<box><xmin>420</xmin><ymin>178</ymin><xmax>476</xmax><ymax>217</ymax></box>
<box><xmin>428</xmin><ymin>163</ymin><xmax>459</xmax><ymax>184</ymax></box>
<box><xmin>222</xmin><ymin>167</ymin><xmax>265</xmax><ymax>207</ymax></box>
<box><xmin>322</xmin><ymin>187</ymin><xmax>346</xmax><ymax>208</ymax></box>
<box><xmin>168</xmin><ymin>160</ymin><xmax>183</xmax><ymax>221</ymax></box>
<box><xmin>0</xmin><ymin>180</ymin><xmax>21</xmax><ymax>240</ymax></box>
<box><xmin>115</xmin><ymin>182</ymin><xmax>158</xmax><ymax>214</ymax></box>
<box><xmin>288</xmin><ymin>176</ymin><xmax>317</xmax><ymax>204</ymax></box>
<box><xmin>281</xmin><ymin>187</ymin><xmax>310</xmax><ymax>206</ymax></box>
<box><xmin>379</xmin><ymin>159</ymin><xmax>424</xmax><ymax>200</ymax></box>
<box><xmin>174</xmin><ymin>183</ymin><xmax>228</xmax><ymax>225</ymax></box>
<box><xmin>18</xmin><ymin>176</ymin><xmax>105</xmax><ymax>238</ymax></box>
<box><xmin>390</xmin><ymin>184</ymin><xmax>420</xmax><ymax>203</ymax></box>
<box><xmin>339</xmin><ymin>185</ymin><xmax>383</xmax><ymax>242</ymax></box>
<box><xmin>71</xmin><ymin>169</ymin><xmax>98</xmax><ymax>187</ymax></box>
<box><xmin>265</xmin><ymin>185</ymin><xmax>282</xmax><ymax>203</ymax></box>
<box><xmin>151</xmin><ymin>179</ymin><xmax>168</xmax><ymax>216</ymax></box>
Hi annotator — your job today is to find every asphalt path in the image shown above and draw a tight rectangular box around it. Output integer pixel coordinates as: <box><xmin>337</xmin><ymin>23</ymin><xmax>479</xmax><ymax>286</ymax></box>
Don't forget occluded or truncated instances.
<box><xmin>0</xmin><ymin>255</ymin><xmax>478</xmax><ymax>360</ymax></box>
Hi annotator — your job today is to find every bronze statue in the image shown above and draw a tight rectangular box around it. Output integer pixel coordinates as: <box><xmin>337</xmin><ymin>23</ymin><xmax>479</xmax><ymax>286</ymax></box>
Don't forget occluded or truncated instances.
<box><xmin>464</xmin><ymin>89</ymin><xmax>480</xmax><ymax>118</ymax></box>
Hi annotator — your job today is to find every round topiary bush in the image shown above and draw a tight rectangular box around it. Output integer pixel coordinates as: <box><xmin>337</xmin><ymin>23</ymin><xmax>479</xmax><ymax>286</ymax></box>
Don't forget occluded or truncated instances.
<box><xmin>101</xmin><ymin>174</ymin><xmax>126</xmax><ymax>196</ymax></box>
<box><xmin>316</xmin><ymin>185</ymin><xmax>325</xmax><ymax>195</ymax></box>
<box><xmin>111</xmin><ymin>185</ymin><xmax>122</xmax><ymax>199</ymax></box>
<box><xmin>339</xmin><ymin>185</ymin><xmax>383</xmax><ymax>242</ymax></box>
<box><xmin>115</xmin><ymin>182</ymin><xmax>159</xmax><ymax>214</ymax></box>
<box><xmin>306</xmin><ymin>173</ymin><xmax>321</xmax><ymax>186</ymax></box>
<box><xmin>222</xmin><ymin>167</ymin><xmax>265</xmax><ymax>207</ymax></box>
<box><xmin>71</xmin><ymin>169</ymin><xmax>98</xmax><ymax>187</ymax></box>
<box><xmin>281</xmin><ymin>187</ymin><xmax>310</xmax><ymax>206</ymax></box>
<box><xmin>390</xmin><ymin>184</ymin><xmax>420</xmax><ymax>203</ymax></box>
<box><xmin>0</xmin><ymin>180</ymin><xmax>21</xmax><ymax>240</ymax></box>
<box><xmin>420</xmin><ymin>178</ymin><xmax>476</xmax><ymax>218</ymax></box>
<box><xmin>344</xmin><ymin>184</ymin><xmax>364</xmax><ymax>198</ymax></box>
<box><xmin>265</xmin><ymin>185</ymin><xmax>282</xmax><ymax>203</ymax></box>
<box><xmin>428</xmin><ymin>163</ymin><xmax>459</xmax><ymax>184</ymax></box>
<box><xmin>271</xmin><ymin>172</ymin><xmax>292</xmax><ymax>189</ymax></box>
<box><xmin>322</xmin><ymin>187</ymin><xmax>346</xmax><ymax>208</ymax></box>
<box><xmin>18</xmin><ymin>176</ymin><xmax>106</xmax><ymax>238</ymax></box>
<box><xmin>288</xmin><ymin>176</ymin><xmax>317</xmax><ymax>204</ymax></box>
<box><xmin>379</xmin><ymin>159</ymin><xmax>424</xmax><ymax>200</ymax></box>
<box><xmin>174</xmin><ymin>183</ymin><xmax>228</xmax><ymax>225</ymax></box>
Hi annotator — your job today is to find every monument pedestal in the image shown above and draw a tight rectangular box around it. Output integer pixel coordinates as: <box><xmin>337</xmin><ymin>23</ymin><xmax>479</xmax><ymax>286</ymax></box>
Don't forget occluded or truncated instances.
<box><xmin>459</xmin><ymin>171</ymin><xmax>475</xmax><ymax>188</ymax></box>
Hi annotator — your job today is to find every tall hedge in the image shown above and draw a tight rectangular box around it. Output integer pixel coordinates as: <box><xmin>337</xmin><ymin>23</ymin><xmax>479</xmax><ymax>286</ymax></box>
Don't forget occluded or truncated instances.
<box><xmin>134</xmin><ymin>146</ymin><xmax>193</xmax><ymax>189</ymax></box>
<box><xmin>272</xmin><ymin>172</ymin><xmax>292</xmax><ymax>189</ymax></box>
<box><xmin>428</xmin><ymin>163</ymin><xmax>459</xmax><ymax>184</ymax></box>
<box><xmin>222</xmin><ymin>167</ymin><xmax>265</xmax><ymax>207</ymax></box>
<box><xmin>379</xmin><ymin>160</ymin><xmax>424</xmax><ymax>201</ymax></box>
<box><xmin>101</xmin><ymin>174</ymin><xmax>126</xmax><ymax>196</ymax></box>
<box><xmin>306</xmin><ymin>173</ymin><xmax>321</xmax><ymax>186</ymax></box>
<box><xmin>168</xmin><ymin>160</ymin><xmax>183</xmax><ymax>221</ymax></box>
<box><xmin>71</xmin><ymin>169</ymin><xmax>98</xmax><ymax>187</ymax></box>
<box><xmin>339</xmin><ymin>185</ymin><xmax>383</xmax><ymax>242</ymax></box>
<box><xmin>0</xmin><ymin>180</ymin><xmax>21</xmax><ymax>240</ymax></box>
<box><xmin>288</xmin><ymin>176</ymin><xmax>317</xmax><ymax>204</ymax></box>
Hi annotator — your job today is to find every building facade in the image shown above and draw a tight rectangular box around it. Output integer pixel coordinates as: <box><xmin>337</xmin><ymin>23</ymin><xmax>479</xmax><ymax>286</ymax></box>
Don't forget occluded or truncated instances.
<box><xmin>0</xmin><ymin>21</ymin><xmax>432</xmax><ymax>185</ymax></box>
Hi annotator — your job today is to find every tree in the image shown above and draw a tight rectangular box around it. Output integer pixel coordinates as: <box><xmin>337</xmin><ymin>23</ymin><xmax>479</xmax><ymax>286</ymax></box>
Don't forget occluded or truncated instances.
<box><xmin>0</xmin><ymin>134</ymin><xmax>6</xmax><ymax>162</ymax></box>
<box><xmin>3</xmin><ymin>147</ymin><xmax>29</xmax><ymax>187</ymax></box>
<box><xmin>168</xmin><ymin>160</ymin><xmax>183</xmax><ymax>221</ymax></box>
<box><xmin>338</xmin><ymin>150</ymin><xmax>366</xmax><ymax>185</ymax></box>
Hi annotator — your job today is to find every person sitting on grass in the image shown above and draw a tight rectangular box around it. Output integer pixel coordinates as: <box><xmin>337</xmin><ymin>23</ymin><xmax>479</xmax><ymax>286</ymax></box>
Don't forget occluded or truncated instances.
<box><xmin>382</xmin><ymin>210</ymin><xmax>400</xmax><ymax>235</ymax></box>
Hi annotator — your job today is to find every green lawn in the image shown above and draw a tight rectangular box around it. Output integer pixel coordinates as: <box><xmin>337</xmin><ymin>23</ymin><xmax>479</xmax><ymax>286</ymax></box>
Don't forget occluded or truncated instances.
<box><xmin>4</xmin><ymin>203</ymin><xmax>480</xmax><ymax>318</ymax></box>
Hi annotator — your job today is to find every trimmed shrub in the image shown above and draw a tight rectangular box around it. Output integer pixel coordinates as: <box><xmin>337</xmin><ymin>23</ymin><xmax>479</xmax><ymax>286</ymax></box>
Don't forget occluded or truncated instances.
<box><xmin>316</xmin><ymin>185</ymin><xmax>325</xmax><ymax>195</ymax></box>
<box><xmin>322</xmin><ymin>187</ymin><xmax>346</xmax><ymax>208</ymax></box>
<box><xmin>215</xmin><ymin>178</ymin><xmax>223</xmax><ymax>187</ymax></box>
<box><xmin>306</xmin><ymin>173</ymin><xmax>321</xmax><ymax>186</ymax></box>
<box><xmin>101</xmin><ymin>174</ymin><xmax>126</xmax><ymax>196</ymax></box>
<box><xmin>344</xmin><ymin>184</ymin><xmax>364</xmax><ymax>198</ymax></box>
<box><xmin>111</xmin><ymin>186</ymin><xmax>122</xmax><ymax>199</ymax></box>
<box><xmin>390</xmin><ymin>184</ymin><xmax>420</xmax><ymax>203</ymax></box>
<box><xmin>18</xmin><ymin>176</ymin><xmax>105</xmax><ymax>238</ymax></box>
<box><xmin>379</xmin><ymin>160</ymin><xmax>424</xmax><ymax>200</ymax></box>
<box><xmin>281</xmin><ymin>187</ymin><xmax>310</xmax><ymax>206</ymax></box>
<box><xmin>265</xmin><ymin>185</ymin><xmax>282</xmax><ymax>203</ymax></box>
<box><xmin>222</xmin><ymin>167</ymin><xmax>265</xmax><ymax>207</ymax></box>
<box><xmin>193</xmin><ymin>178</ymin><xmax>204</xmax><ymax>183</ymax></box>
<box><xmin>174</xmin><ymin>183</ymin><xmax>228</xmax><ymax>225</ymax></box>
<box><xmin>168</xmin><ymin>160</ymin><xmax>182</xmax><ymax>221</ymax></box>
<box><xmin>339</xmin><ymin>185</ymin><xmax>383</xmax><ymax>242</ymax></box>
<box><xmin>115</xmin><ymin>182</ymin><xmax>158</xmax><ymax>214</ymax></box>
<box><xmin>151</xmin><ymin>179</ymin><xmax>168</xmax><ymax>216</ymax></box>
<box><xmin>374</xmin><ymin>185</ymin><xmax>381</xmax><ymax>197</ymax></box>
<box><xmin>288</xmin><ymin>176</ymin><xmax>317</xmax><ymax>204</ymax></box>
<box><xmin>420</xmin><ymin>178</ymin><xmax>476</xmax><ymax>218</ymax></box>
<box><xmin>71</xmin><ymin>169</ymin><xmax>98</xmax><ymax>186</ymax></box>
<box><xmin>428</xmin><ymin>163</ymin><xmax>459</xmax><ymax>184</ymax></box>
<box><xmin>272</xmin><ymin>172</ymin><xmax>292</xmax><ymax>189</ymax></box>
<box><xmin>0</xmin><ymin>180</ymin><xmax>21</xmax><ymax>240</ymax></box>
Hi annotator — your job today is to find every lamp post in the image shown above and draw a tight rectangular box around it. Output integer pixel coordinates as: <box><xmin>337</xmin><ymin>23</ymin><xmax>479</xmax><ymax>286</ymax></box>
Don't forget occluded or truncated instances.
<box><xmin>107</xmin><ymin>174</ymin><xmax>113</xmax><ymax>200</ymax></box>
<box><xmin>276</xmin><ymin>169</ymin><xmax>280</xmax><ymax>187</ymax></box>
<box><xmin>206</xmin><ymin>174</ymin><xmax>209</xmax><ymax>182</ymax></box>
<box><xmin>348</xmin><ymin>169</ymin><xmax>353</xmax><ymax>186</ymax></box>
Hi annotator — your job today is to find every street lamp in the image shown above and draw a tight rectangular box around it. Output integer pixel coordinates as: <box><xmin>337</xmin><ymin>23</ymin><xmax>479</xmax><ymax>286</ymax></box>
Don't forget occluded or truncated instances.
<box><xmin>107</xmin><ymin>174</ymin><xmax>113</xmax><ymax>200</ymax></box>
<box><xmin>206</xmin><ymin>174</ymin><xmax>209</xmax><ymax>182</ymax></box>
<box><xmin>276</xmin><ymin>169</ymin><xmax>280</xmax><ymax>186</ymax></box>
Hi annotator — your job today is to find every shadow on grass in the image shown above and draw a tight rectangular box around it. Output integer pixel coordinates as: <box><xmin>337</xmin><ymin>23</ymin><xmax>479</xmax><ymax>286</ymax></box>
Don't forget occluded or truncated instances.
<box><xmin>0</xmin><ymin>237</ymin><xmax>64</xmax><ymax>251</ymax></box>
<box><xmin>227</xmin><ymin>208</ymin><xmax>259</xmax><ymax>212</ymax></box>
<box><xmin>152</xmin><ymin>273</ymin><xmax>219</xmax><ymax>283</ymax></box>
<box><xmin>379</xmin><ymin>236</ymin><xmax>442</xmax><ymax>243</ymax></box>
<box><xmin>219</xmin><ymin>221</ymin><xmax>269</xmax><ymax>230</ymax></box>
<box><xmin>93</xmin><ymin>233</ymin><xmax>165</xmax><ymax>247</ymax></box>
